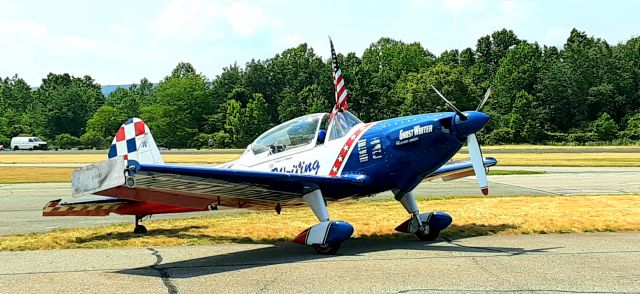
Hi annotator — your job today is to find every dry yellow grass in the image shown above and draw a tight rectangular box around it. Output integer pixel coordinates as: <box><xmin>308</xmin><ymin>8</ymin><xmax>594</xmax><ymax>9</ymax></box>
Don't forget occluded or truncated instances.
<box><xmin>454</xmin><ymin>152</ymin><xmax>640</xmax><ymax>167</ymax></box>
<box><xmin>1</xmin><ymin>195</ymin><xmax>638</xmax><ymax>251</ymax></box>
<box><xmin>0</xmin><ymin>153</ymin><xmax>239</xmax><ymax>164</ymax></box>
<box><xmin>2</xmin><ymin>151</ymin><xmax>640</xmax><ymax>166</ymax></box>
<box><xmin>0</xmin><ymin>167</ymin><xmax>73</xmax><ymax>183</ymax></box>
<box><xmin>478</xmin><ymin>145</ymin><xmax>640</xmax><ymax>150</ymax></box>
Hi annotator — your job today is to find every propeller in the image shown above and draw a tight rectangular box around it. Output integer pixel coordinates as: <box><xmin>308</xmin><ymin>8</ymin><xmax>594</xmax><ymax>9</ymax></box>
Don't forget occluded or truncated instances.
<box><xmin>430</xmin><ymin>85</ymin><xmax>467</xmax><ymax>121</ymax></box>
<box><xmin>431</xmin><ymin>86</ymin><xmax>492</xmax><ymax>195</ymax></box>
<box><xmin>477</xmin><ymin>87</ymin><xmax>492</xmax><ymax>111</ymax></box>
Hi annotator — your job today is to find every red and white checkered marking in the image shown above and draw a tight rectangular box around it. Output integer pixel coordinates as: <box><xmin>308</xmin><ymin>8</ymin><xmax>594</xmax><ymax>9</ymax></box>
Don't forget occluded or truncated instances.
<box><xmin>108</xmin><ymin>118</ymin><xmax>164</xmax><ymax>165</ymax></box>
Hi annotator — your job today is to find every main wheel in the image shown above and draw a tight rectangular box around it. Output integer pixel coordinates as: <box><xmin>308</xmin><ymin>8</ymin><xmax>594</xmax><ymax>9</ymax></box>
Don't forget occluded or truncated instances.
<box><xmin>416</xmin><ymin>228</ymin><xmax>440</xmax><ymax>241</ymax></box>
<box><xmin>313</xmin><ymin>243</ymin><xmax>341</xmax><ymax>255</ymax></box>
<box><xmin>133</xmin><ymin>225</ymin><xmax>147</xmax><ymax>234</ymax></box>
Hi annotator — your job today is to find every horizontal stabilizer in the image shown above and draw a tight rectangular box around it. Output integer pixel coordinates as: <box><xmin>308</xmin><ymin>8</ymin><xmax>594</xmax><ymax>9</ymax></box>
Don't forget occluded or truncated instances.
<box><xmin>43</xmin><ymin>198</ymin><xmax>129</xmax><ymax>216</ymax></box>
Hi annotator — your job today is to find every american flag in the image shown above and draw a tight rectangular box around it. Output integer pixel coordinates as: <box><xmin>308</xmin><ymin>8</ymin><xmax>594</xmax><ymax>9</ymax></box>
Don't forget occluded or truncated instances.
<box><xmin>330</xmin><ymin>37</ymin><xmax>349</xmax><ymax>119</ymax></box>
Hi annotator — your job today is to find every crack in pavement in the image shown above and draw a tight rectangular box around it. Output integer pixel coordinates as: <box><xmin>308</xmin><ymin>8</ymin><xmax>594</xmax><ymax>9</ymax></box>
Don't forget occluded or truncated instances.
<box><xmin>147</xmin><ymin>248</ymin><xmax>178</xmax><ymax>294</ymax></box>
<box><xmin>397</xmin><ymin>288</ymin><xmax>619</xmax><ymax>293</ymax></box>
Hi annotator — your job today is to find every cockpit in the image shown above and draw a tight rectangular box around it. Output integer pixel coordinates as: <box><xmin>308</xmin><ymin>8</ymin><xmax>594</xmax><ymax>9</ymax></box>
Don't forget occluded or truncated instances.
<box><xmin>250</xmin><ymin>111</ymin><xmax>363</xmax><ymax>156</ymax></box>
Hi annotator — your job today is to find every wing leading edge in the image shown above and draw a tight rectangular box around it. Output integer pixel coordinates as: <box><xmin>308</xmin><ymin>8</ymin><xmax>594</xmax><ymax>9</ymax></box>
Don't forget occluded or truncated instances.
<box><xmin>425</xmin><ymin>157</ymin><xmax>498</xmax><ymax>181</ymax></box>
<box><xmin>92</xmin><ymin>161</ymin><xmax>372</xmax><ymax>210</ymax></box>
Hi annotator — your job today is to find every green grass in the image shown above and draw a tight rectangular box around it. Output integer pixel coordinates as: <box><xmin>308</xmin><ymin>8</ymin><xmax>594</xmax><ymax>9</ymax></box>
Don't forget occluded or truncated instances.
<box><xmin>487</xmin><ymin>170</ymin><xmax>545</xmax><ymax>176</ymax></box>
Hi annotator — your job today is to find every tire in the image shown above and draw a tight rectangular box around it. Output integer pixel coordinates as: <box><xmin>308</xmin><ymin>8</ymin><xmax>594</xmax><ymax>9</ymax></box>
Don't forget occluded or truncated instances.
<box><xmin>133</xmin><ymin>225</ymin><xmax>147</xmax><ymax>234</ymax></box>
<box><xmin>13</xmin><ymin>146</ymin><xmax>19</xmax><ymax>151</ymax></box>
<box><xmin>416</xmin><ymin>228</ymin><xmax>440</xmax><ymax>241</ymax></box>
<box><xmin>313</xmin><ymin>243</ymin><xmax>341</xmax><ymax>255</ymax></box>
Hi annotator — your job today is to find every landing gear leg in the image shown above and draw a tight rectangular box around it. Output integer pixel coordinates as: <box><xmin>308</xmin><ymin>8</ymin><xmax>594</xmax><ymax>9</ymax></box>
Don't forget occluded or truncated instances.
<box><xmin>393</xmin><ymin>190</ymin><xmax>440</xmax><ymax>241</ymax></box>
<box><xmin>133</xmin><ymin>215</ymin><xmax>147</xmax><ymax>234</ymax></box>
<box><xmin>295</xmin><ymin>190</ymin><xmax>351</xmax><ymax>255</ymax></box>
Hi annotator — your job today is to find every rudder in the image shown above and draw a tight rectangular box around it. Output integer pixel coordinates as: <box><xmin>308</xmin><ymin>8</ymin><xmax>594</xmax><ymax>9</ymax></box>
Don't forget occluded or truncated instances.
<box><xmin>107</xmin><ymin>118</ymin><xmax>164</xmax><ymax>164</ymax></box>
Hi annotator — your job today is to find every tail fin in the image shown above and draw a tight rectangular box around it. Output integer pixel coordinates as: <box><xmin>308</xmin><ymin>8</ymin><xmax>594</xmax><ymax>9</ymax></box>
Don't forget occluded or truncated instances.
<box><xmin>107</xmin><ymin>118</ymin><xmax>164</xmax><ymax>164</ymax></box>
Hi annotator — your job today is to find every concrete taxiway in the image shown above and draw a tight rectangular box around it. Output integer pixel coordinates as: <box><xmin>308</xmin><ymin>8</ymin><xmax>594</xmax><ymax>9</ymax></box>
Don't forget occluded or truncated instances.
<box><xmin>0</xmin><ymin>232</ymin><xmax>638</xmax><ymax>293</ymax></box>
<box><xmin>1</xmin><ymin>166</ymin><xmax>639</xmax><ymax>236</ymax></box>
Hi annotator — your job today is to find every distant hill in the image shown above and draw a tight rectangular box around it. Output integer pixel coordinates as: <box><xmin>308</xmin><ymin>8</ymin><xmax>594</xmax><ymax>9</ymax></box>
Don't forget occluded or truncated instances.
<box><xmin>101</xmin><ymin>84</ymin><xmax>132</xmax><ymax>96</ymax></box>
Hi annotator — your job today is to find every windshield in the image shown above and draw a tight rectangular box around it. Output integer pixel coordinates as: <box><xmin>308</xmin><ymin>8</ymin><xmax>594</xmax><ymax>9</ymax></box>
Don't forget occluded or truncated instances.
<box><xmin>328</xmin><ymin>110</ymin><xmax>363</xmax><ymax>141</ymax></box>
<box><xmin>252</xmin><ymin>113</ymin><xmax>324</xmax><ymax>155</ymax></box>
<box><xmin>33</xmin><ymin>137</ymin><xmax>43</xmax><ymax>142</ymax></box>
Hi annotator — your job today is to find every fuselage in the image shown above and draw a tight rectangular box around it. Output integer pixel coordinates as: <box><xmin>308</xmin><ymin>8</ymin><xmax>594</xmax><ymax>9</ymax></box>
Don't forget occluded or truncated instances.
<box><xmin>228</xmin><ymin>111</ymin><xmax>489</xmax><ymax>199</ymax></box>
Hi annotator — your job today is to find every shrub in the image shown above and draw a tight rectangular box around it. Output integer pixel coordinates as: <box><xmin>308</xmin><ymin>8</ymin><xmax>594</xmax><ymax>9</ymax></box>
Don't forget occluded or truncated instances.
<box><xmin>190</xmin><ymin>133</ymin><xmax>214</xmax><ymax>149</ymax></box>
<box><xmin>567</xmin><ymin>132</ymin><xmax>597</xmax><ymax>144</ymax></box>
<box><xmin>212</xmin><ymin>131</ymin><xmax>232</xmax><ymax>148</ymax></box>
<box><xmin>483</xmin><ymin>128</ymin><xmax>514</xmax><ymax>145</ymax></box>
<box><xmin>0</xmin><ymin>135</ymin><xmax>9</xmax><ymax>147</ymax></box>
<box><xmin>623</xmin><ymin>113</ymin><xmax>640</xmax><ymax>140</ymax></box>
<box><xmin>590</xmin><ymin>112</ymin><xmax>619</xmax><ymax>141</ymax></box>
<box><xmin>80</xmin><ymin>131</ymin><xmax>108</xmax><ymax>149</ymax></box>
<box><xmin>54</xmin><ymin>133</ymin><xmax>81</xmax><ymax>149</ymax></box>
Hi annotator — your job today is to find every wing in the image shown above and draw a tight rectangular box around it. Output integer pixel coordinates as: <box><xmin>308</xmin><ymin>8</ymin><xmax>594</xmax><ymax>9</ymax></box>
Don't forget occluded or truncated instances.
<box><xmin>79</xmin><ymin>159</ymin><xmax>371</xmax><ymax>211</ymax></box>
<box><xmin>425</xmin><ymin>157</ymin><xmax>497</xmax><ymax>181</ymax></box>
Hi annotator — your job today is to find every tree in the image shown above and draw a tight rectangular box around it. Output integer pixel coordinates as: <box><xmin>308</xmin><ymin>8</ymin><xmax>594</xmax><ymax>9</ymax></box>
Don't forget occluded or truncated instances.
<box><xmin>244</xmin><ymin>93</ymin><xmax>271</xmax><ymax>143</ymax></box>
<box><xmin>105</xmin><ymin>78</ymin><xmax>155</xmax><ymax>119</ymax></box>
<box><xmin>397</xmin><ymin>63</ymin><xmax>477</xmax><ymax>116</ymax></box>
<box><xmin>623</xmin><ymin>113</ymin><xmax>640</xmax><ymax>140</ymax></box>
<box><xmin>140</xmin><ymin>63</ymin><xmax>212</xmax><ymax>148</ymax></box>
<box><xmin>37</xmin><ymin>73</ymin><xmax>104</xmax><ymax>138</ymax></box>
<box><xmin>358</xmin><ymin>38</ymin><xmax>436</xmax><ymax>120</ymax></box>
<box><xmin>507</xmin><ymin>91</ymin><xmax>546</xmax><ymax>143</ymax></box>
<box><xmin>85</xmin><ymin>105</ymin><xmax>126</xmax><ymax>141</ymax></box>
<box><xmin>491</xmin><ymin>42</ymin><xmax>542</xmax><ymax>116</ymax></box>
<box><xmin>224</xmin><ymin>99</ymin><xmax>244</xmax><ymax>147</ymax></box>
<box><xmin>535</xmin><ymin>60</ymin><xmax>578</xmax><ymax>132</ymax></box>
<box><xmin>591</xmin><ymin>112</ymin><xmax>618</xmax><ymax>141</ymax></box>
<box><xmin>169</xmin><ymin>62</ymin><xmax>197</xmax><ymax>79</ymax></box>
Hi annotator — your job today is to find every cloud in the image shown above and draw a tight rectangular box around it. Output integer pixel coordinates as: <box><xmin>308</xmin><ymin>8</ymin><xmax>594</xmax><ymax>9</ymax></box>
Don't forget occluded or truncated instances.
<box><xmin>148</xmin><ymin>0</ymin><xmax>225</xmax><ymax>39</ymax></box>
<box><xmin>224</xmin><ymin>1</ymin><xmax>270</xmax><ymax>36</ymax></box>
<box><xmin>541</xmin><ymin>27</ymin><xmax>570</xmax><ymax>47</ymax></box>
<box><xmin>111</xmin><ymin>24</ymin><xmax>136</xmax><ymax>40</ymax></box>
<box><xmin>0</xmin><ymin>0</ymin><xmax>17</xmax><ymax>15</ymax></box>
<box><xmin>148</xmin><ymin>0</ymin><xmax>283</xmax><ymax>39</ymax></box>
<box><xmin>0</xmin><ymin>19</ymin><xmax>47</xmax><ymax>39</ymax></box>
<box><xmin>440</xmin><ymin>0</ymin><xmax>487</xmax><ymax>14</ymax></box>
<box><xmin>498</xmin><ymin>0</ymin><xmax>529</xmax><ymax>22</ymax></box>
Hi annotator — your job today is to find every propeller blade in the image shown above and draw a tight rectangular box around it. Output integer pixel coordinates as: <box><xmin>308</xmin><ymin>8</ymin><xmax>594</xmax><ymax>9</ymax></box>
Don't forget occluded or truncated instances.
<box><xmin>476</xmin><ymin>87</ymin><xmax>492</xmax><ymax>111</ymax></box>
<box><xmin>467</xmin><ymin>133</ymin><xmax>488</xmax><ymax>195</ymax></box>
<box><xmin>430</xmin><ymin>85</ymin><xmax>467</xmax><ymax>120</ymax></box>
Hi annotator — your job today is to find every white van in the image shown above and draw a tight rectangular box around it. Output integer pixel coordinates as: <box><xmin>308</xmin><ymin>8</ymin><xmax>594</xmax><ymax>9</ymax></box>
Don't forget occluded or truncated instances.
<box><xmin>10</xmin><ymin>137</ymin><xmax>48</xmax><ymax>150</ymax></box>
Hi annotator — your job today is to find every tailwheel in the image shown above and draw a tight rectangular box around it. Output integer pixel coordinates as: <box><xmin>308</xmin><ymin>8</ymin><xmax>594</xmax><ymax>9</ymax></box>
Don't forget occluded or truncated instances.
<box><xmin>134</xmin><ymin>225</ymin><xmax>147</xmax><ymax>234</ymax></box>
<box><xmin>416</xmin><ymin>227</ymin><xmax>440</xmax><ymax>241</ymax></box>
<box><xmin>133</xmin><ymin>215</ymin><xmax>148</xmax><ymax>234</ymax></box>
<box><xmin>313</xmin><ymin>243</ymin><xmax>341</xmax><ymax>255</ymax></box>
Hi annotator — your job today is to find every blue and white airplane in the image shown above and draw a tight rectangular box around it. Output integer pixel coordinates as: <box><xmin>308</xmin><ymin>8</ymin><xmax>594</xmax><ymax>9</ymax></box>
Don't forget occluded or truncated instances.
<box><xmin>44</xmin><ymin>40</ymin><xmax>496</xmax><ymax>254</ymax></box>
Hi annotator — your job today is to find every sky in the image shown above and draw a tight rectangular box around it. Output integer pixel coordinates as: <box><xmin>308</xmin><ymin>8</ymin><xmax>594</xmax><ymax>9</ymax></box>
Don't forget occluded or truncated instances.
<box><xmin>0</xmin><ymin>0</ymin><xmax>638</xmax><ymax>86</ymax></box>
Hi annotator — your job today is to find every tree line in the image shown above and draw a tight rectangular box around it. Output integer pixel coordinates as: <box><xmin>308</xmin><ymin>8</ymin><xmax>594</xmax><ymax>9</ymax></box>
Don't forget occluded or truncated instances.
<box><xmin>1</xmin><ymin>28</ymin><xmax>639</xmax><ymax>149</ymax></box>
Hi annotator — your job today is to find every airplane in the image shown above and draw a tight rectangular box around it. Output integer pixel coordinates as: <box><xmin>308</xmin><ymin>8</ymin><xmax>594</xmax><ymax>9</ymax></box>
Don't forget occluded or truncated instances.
<box><xmin>43</xmin><ymin>39</ymin><xmax>497</xmax><ymax>254</ymax></box>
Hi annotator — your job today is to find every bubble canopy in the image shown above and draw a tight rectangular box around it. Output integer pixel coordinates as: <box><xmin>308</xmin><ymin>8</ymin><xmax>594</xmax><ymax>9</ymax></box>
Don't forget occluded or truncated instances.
<box><xmin>250</xmin><ymin>111</ymin><xmax>363</xmax><ymax>155</ymax></box>
<box><xmin>251</xmin><ymin>113</ymin><xmax>325</xmax><ymax>155</ymax></box>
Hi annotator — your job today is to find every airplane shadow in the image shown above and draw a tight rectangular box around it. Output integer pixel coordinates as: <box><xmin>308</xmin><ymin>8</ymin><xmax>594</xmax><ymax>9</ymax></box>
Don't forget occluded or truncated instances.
<box><xmin>113</xmin><ymin>223</ymin><xmax>562</xmax><ymax>279</ymax></box>
<box><xmin>73</xmin><ymin>226</ymin><xmax>236</xmax><ymax>244</ymax></box>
